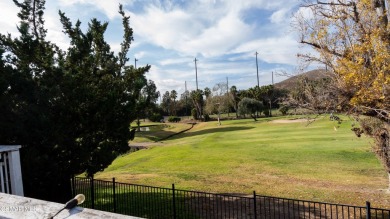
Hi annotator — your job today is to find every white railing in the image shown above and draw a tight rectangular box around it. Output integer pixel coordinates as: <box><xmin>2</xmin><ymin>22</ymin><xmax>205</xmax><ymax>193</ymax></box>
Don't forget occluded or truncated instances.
<box><xmin>0</xmin><ymin>145</ymin><xmax>23</xmax><ymax>196</ymax></box>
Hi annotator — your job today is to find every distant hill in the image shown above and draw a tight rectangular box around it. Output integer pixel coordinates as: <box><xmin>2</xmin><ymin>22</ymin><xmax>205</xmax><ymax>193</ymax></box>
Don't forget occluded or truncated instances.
<box><xmin>274</xmin><ymin>69</ymin><xmax>330</xmax><ymax>90</ymax></box>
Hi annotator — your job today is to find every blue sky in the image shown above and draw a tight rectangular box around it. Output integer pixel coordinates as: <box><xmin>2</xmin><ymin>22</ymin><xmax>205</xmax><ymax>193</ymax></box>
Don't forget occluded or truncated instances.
<box><xmin>0</xmin><ymin>0</ymin><xmax>314</xmax><ymax>96</ymax></box>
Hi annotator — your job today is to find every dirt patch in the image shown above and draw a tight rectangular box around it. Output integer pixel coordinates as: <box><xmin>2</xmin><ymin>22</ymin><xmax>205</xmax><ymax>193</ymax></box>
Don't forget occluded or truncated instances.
<box><xmin>129</xmin><ymin>142</ymin><xmax>164</xmax><ymax>147</ymax></box>
<box><xmin>270</xmin><ymin>119</ymin><xmax>310</xmax><ymax>124</ymax></box>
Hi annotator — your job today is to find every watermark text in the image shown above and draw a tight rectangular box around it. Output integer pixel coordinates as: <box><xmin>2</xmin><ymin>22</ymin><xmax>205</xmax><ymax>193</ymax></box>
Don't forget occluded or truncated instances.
<box><xmin>0</xmin><ymin>206</ymin><xmax>37</xmax><ymax>212</ymax></box>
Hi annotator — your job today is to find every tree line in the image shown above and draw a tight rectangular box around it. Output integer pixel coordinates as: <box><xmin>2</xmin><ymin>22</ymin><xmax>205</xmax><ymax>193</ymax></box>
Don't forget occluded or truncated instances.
<box><xmin>158</xmin><ymin>84</ymin><xmax>288</xmax><ymax>121</ymax></box>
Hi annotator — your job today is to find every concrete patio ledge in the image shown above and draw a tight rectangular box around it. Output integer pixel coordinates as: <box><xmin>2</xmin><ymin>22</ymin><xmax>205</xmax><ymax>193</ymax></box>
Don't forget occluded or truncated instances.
<box><xmin>0</xmin><ymin>193</ymin><xmax>143</xmax><ymax>219</ymax></box>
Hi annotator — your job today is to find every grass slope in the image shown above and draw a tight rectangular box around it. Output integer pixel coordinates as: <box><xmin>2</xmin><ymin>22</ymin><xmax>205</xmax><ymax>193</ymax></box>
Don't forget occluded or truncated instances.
<box><xmin>96</xmin><ymin>116</ymin><xmax>389</xmax><ymax>208</ymax></box>
<box><xmin>130</xmin><ymin>123</ymin><xmax>194</xmax><ymax>143</ymax></box>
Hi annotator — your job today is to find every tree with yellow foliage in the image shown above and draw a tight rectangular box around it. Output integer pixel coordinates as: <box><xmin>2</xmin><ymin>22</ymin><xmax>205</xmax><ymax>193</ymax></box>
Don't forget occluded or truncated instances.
<box><xmin>296</xmin><ymin>0</ymin><xmax>390</xmax><ymax>188</ymax></box>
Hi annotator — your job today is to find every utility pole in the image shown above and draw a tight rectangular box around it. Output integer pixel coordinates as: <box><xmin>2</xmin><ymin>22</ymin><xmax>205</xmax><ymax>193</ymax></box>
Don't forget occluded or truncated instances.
<box><xmin>226</xmin><ymin>77</ymin><xmax>229</xmax><ymax>117</ymax></box>
<box><xmin>255</xmin><ymin>51</ymin><xmax>259</xmax><ymax>87</ymax></box>
<box><xmin>226</xmin><ymin>77</ymin><xmax>229</xmax><ymax>93</ymax></box>
<box><xmin>135</xmin><ymin>58</ymin><xmax>138</xmax><ymax>68</ymax></box>
<box><xmin>194</xmin><ymin>58</ymin><xmax>199</xmax><ymax>90</ymax></box>
<box><xmin>272</xmin><ymin>71</ymin><xmax>274</xmax><ymax>85</ymax></box>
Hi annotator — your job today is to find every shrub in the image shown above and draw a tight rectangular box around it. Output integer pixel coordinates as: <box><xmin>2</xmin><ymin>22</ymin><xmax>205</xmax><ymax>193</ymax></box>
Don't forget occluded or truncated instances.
<box><xmin>203</xmin><ymin>114</ymin><xmax>210</xmax><ymax>121</ymax></box>
<box><xmin>263</xmin><ymin>109</ymin><xmax>271</xmax><ymax>117</ymax></box>
<box><xmin>191</xmin><ymin>108</ymin><xmax>198</xmax><ymax>120</ymax></box>
<box><xmin>149</xmin><ymin>113</ymin><xmax>163</xmax><ymax>122</ymax></box>
<box><xmin>238</xmin><ymin>98</ymin><xmax>264</xmax><ymax>121</ymax></box>
<box><xmin>168</xmin><ymin>116</ymin><xmax>181</xmax><ymax>123</ymax></box>
<box><xmin>279</xmin><ymin>105</ymin><xmax>289</xmax><ymax>115</ymax></box>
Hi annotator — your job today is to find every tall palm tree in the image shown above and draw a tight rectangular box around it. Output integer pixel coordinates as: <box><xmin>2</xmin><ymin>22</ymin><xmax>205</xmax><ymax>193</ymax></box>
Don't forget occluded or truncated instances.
<box><xmin>170</xmin><ymin>90</ymin><xmax>177</xmax><ymax>115</ymax></box>
<box><xmin>204</xmin><ymin>87</ymin><xmax>211</xmax><ymax>99</ymax></box>
<box><xmin>162</xmin><ymin>91</ymin><xmax>171</xmax><ymax>115</ymax></box>
<box><xmin>230</xmin><ymin>86</ymin><xmax>239</xmax><ymax>118</ymax></box>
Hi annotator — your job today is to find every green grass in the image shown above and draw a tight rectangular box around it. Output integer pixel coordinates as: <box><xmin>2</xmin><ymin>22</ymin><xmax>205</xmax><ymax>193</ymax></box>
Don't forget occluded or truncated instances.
<box><xmin>76</xmin><ymin>179</ymin><xmax>196</xmax><ymax>218</ymax></box>
<box><xmin>96</xmin><ymin>115</ymin><xmax>390</xmax><ymax>208</ymax></box>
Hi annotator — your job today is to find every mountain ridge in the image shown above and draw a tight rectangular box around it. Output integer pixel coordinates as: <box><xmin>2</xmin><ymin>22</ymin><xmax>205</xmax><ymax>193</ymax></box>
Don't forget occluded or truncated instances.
<box><xmin>274</xmin><ymin>69</ymin><xmax>330</xmax><ymax>90</ymax></box>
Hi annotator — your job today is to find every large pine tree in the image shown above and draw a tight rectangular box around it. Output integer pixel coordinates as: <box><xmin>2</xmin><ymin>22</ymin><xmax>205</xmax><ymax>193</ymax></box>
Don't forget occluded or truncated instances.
<box><xmin>0</xmin><ymin>0</ymin><xmax>150</xmax><ymax>202</ymax></box>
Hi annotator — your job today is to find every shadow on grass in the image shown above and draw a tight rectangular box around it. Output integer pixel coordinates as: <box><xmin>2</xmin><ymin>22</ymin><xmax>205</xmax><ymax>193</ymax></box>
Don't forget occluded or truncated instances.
<box><xmin>167</xmin><ymin>126</ymin><xmax>255</xmax><ymax>141</ymax></box>
<box><xmin>133</xmin><ymin>125</ymin><xmax>254</xmax><ymax>143</ymax></box>
<box><xmin>78</xmin><ymin>188</ymin><xmax>383</xmax><ymax>219</ymax></box>
<box><xmin>132</xmin><ymin>124</ymin><xmax>177</xmax><ymax>142</ymax></box>
<box><xmin>134</xmin><ymin>131</ymin><xmax>172</xmax><ymax>142</ymax></box>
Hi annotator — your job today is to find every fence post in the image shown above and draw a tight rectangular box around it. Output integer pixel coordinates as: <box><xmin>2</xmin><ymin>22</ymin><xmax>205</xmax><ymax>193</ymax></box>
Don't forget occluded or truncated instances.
<box><xmin>366</xmin><ymin>201</ymin><xmax>371</xmax><ymax>219</ymax></box>
<box><xmin>172</xmin><ymin>184</ymin><xmax>176</xmax><ymax>219</ymax></box>
<box><xmin>70</xmin><ymin>176</ymin><xmax>74</xmax><ymax>198</ymax></box>
<box><xmin>253</xmin><ymin>191</ymin><xmax>257</xmax><ymax>219</ymax></box>
<box><xmin>91</xmin><ymin>176</ymin><xmax>95</xmax><ymax>209</ymax></box>
<box><xmin>113</xmin><ymin>177</ymin><xmax>116</xmax><ymax>213</ymax></box>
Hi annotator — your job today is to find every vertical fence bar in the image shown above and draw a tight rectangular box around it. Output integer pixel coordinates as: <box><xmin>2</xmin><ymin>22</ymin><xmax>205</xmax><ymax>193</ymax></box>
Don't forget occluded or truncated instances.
<box><xmin>70</xmin><ymin>176</ymin><xmax>75</xmax><ymax>198</ymax></box>
<box><xmin>366</xmin><ymin>201</ymin><xmax>371</xmax><ymax>219</ymax></box>
<box><xmin>172</xmin><ymin>184</ymin><xmax>176</xmax><ymax>219</ymax></box>
<box><xmin>253</xmin><ymin>191</ymin><xmax>257</xmax><ymax>219</ymax></box>
<box><xmin>274</xmin><ymin>198</ymin><xmax>276</xmax><ymax>219</ymax></box>
<box><xmin>91</xmin><ymin>176</ymin><xmax>95</xmax><ymax>209</ymax></box>
<box><xmin>112</xmin><ymin>177</ymin><xmax>116</xmax><ymax>213</ymax></box>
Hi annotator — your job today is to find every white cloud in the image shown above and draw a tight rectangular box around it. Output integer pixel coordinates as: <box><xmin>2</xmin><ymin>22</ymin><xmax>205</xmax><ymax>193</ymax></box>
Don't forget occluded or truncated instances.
<box><xmin>223</xmin><ymin>0</ymin><xmax>297</xmax><ymax>13</ymax></box>
<box><xmin>126</xmin><ymin>0</ymin><xmax>301</xmax><ymax>60</ymax></box>
<box><xmin>44</xmin><ymin>11</ymin><xmax>71</xmax><ymax>50</ymax></box>
<box><xmin>59</xmin><ymin>0</ymin><xmax>136</xmax><ymax>20</ymax></box>
<box><xmin>130</xmin><ymin>3</ymin><xmax>253</xmax><ymax>58</ymax></box>
<box><xmin>159</xmin><ymin>57</ymin><xmax>191</xmax><ymax>66</ymax></box>
<box><xmin>109</xmin><ymin>43</ymin><xmax>122</xmax><ymax>55</ymax></box>
<box><xmin>158</xmin><ymin>78</ymin><xmax>186</xmax><ymax>93</ymax></box>
<box><xmin>147</xmin><ymin>65</ymin><xmax>192</xmax><ymax>94</ymax></box>
<box><xmin>294</xmin><ymin>4</ymin><xmax>315</xmax><ymax>20</ymax></box>
<box><xmin>233</xmin><ymin>36</ymin><xmax>300</xmax><ymax>65</ymax></box>
<box><xmin>182</xmin><ymin>12</ymin><xmax>253</xmax><ymax>57</ymax></box>
<box><xmin>0</xmin><ymin>0</ymin><xmax>305</xmax><ymax>94</ymax></box>
<box><xmin>135</xmin><ymin>51</ymin><xmax>146</xmax><ymax>59</ymax></box>
<box><xmin>270</xmin><ymin>8</ymin><xmax>290</xmax><ymax>24</ymax></box>
<box><xmin>129</xmin><ymin>6</ymin><xmax>199</xmax><ymax>52</ymax></box>
<box><xmin>0</xmin><ymin>1</ymin><xmax>69</xmax><ymax>50</ymax></box>
<box><xmin>0</xmin><ymin>1</ymin><xmax>20</xmax><ymax>36</ymax></box>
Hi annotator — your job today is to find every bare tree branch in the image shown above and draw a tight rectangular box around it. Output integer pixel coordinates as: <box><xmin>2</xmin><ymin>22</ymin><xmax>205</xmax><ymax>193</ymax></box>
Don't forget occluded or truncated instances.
<box><xmin>300</xmin><ymin>40</ymin><xmax>345</xmax><ymax>57</ymax></box>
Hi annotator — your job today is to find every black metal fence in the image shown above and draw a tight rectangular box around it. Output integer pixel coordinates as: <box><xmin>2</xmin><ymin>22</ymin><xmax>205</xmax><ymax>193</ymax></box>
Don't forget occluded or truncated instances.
<box><xmin>71</xmin><ymin>177</ymin><xmax>390</xmax><ymax>219</ymax></box>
